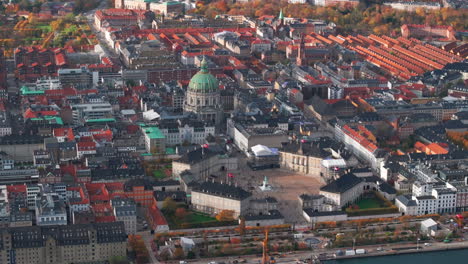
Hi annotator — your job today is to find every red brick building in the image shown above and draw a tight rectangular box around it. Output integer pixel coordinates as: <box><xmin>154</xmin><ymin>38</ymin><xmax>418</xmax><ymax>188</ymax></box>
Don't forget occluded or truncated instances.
<box><xmin>401</xmin><ymin>24</ymin><xmax>456</xmax><ymax>41</ymax></box>
<box><xmin>14</xmin><ymin>46</ymin><xmax>68</xmax><ymax>81</ymax></box>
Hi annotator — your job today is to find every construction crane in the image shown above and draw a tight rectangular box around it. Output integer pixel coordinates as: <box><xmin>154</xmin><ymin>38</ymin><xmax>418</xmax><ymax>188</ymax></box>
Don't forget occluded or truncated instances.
<box><xmin>262</xmin><ymin>228</ymin><xmax>270</xmax><ymax>264</ymax></box>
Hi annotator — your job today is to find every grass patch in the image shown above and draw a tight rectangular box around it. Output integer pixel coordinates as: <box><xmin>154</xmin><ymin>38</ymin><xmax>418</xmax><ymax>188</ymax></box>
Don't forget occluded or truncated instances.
<box><xmin>190</xmin><ymin>212</ymin><xmax>216</xmax><ymax>224</ymax></box>
<box><xmin>162</xmin><ymin>207</ymin><xmax>237</xmax><ymax>229</ymax></box>
<box><xmin>356</xmin><ymin>198</ymin><xmax>384</xmax><ymax>209</ymax></box>
<box><xmin>153</xmin><ymin>169</ymin><xmax>165</xmax><ymax>179</ymax></box>
<box><xmin>346</xmin><ymin>191</ymin><xmax>399</xmax><ymax>217</ymax></box>
<box><xmin>35</xmin><ymin>24</ymin><xmax>51</xmax><ymax>33</ymax></box>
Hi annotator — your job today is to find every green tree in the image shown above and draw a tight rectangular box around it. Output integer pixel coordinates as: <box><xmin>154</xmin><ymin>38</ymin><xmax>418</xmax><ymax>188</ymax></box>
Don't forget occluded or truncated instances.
<box><xmin>187</xmin><ymin>250</ymin><xmax>196</xmax><ymax>259</ymax></box>
<box><xmin>109</xmin><ymin>256</ymin><xmax>130</xmax><ymax>264</ymax></box>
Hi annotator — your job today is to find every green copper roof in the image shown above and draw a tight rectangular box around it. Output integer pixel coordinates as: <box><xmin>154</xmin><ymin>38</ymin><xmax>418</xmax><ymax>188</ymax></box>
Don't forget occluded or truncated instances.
<box><xmin>144</xmin><ymin>126</ymin><xmax>165</xmax><ymax>139</ymax></box>
<box><xmin>30</xmin><ymin>116</ymin><xmax>63</xmax><ymax>125</ymax></box>
<box><xmin>21</xmin><ymin>86</ymin><xmax>45</xmax><ymax>96</ymax></box>
<box><xmin>165</xmin><ymin>147</ymin><xmax>175</xmax><ymax>155</ymax></box>
<box><xmin>188</xmin><ymin>57</ymin><xmax>219</xmax><ymax>93</ymax></box>
<box><xmin>279</xmin><ymin>8</ymin><xmax>284</xmax><ymax>20</ymax></box>
<box><xmin>85</xmin><ymin>118</ymin><xmax>116</xmax><ymax>123</ymax></box>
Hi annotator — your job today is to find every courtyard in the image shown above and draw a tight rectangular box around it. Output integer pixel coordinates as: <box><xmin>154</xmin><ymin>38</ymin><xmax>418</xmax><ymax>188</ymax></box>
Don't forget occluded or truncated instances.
<box><xmin>356</xmin><ymin>197</ymin><xmax>385</xmax><ymax>209</ymax></box>
<box><xmin>231</xmin><ymin>157</ymin><xmax>326</xmax><ymax>224</ymax></box>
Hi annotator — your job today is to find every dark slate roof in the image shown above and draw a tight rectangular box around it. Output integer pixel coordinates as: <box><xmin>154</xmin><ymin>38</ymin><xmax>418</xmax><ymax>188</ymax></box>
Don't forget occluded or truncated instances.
<box><xmin>154</xmin><ymin>191</ymin><xmax>187</xmax><ymax>202</ymax></box>
<box><xmin>251</xmin><ymin>197</ymin><xmax>278</xmax><ymax>203</ymax></box>
<box><xmin>94</xmin><ymin>222</ymin><xmax>127</xmax><ymax>243</ymax></box>
<box><xmin>124</xmin><ymin>178</ymin><xmax>155</xmax><ymax>191</ymax></box>
<box><xmin>379</xmin><ymin>182</ymin><xmax>397</xmax><ymax>195</ymax></box>
<box><xmin>299</xmin><ymin>194</ymin><xmax>324</xmax><ymax>201</ymax></box>
<box><xmin>193</xmin><ymin>181</ymin><xmax>252</xmax><ymax>200</ymax></box>
<box><xmin>351</xmin><ymin>167</ymin><xmax>373</xmax><ymax>174</ymax></box>
<box><xmin>280</xmin><ymin>140</ymin><xmax>331</xmax><ymax>158</ymax></box>
<box><xmin>244</xmin><ymin>210</ymin><xmax>284</xmax><ymax>221</ymax></box>
<box><xmin>361</xmin><ymin>175</ymin><xmax>382</xmax><ymax>183</ymax></box>
<box><xmin>7</xmin><ymin>222</ymin><xmax>126</xmax><ymax>249</ymax></box>
<box><xmin>177</xmin><ymin>147</ymin><xmax>221</xmax><ymax>164</ymax></box>
<box><xmin>0</xmin><ymin>135</ymin><xmax>43</xmax><ymax>145</ymax></box>
<box><xmin>445</xmin><ymin>120</ymin><xmax>468</xmax><ymax>130</ymax></box>
<box><xmin>320</xmin><ymin>173</ymin><xmax>363</xmax><ymax>194</ymax></box>
<box><xmin>308</xmin><ymin>96</ymin><xmax>332</xmax><ymax>115</ymax></box>
<box><xmin>153</xmin><ymin>179</ymin><xmax>180</xmax><ymax>187</ymax></box>
<box><xmin>416</xmin><ymin>195</ymin><xmax>437</xmax><ymax>200</ymax></box>
<box><xmin>396</xmin><ymin>195</ymin><xmax>417</xmax><ymax>206</ymax></box>
<box><xmin>303</xmin><ymin>209</ymin><xmax>347</xmax><ymax>217</ymax></box>
<box><xmin>91</xmin><ymin>168</ymin><xmax>145</xmax><ymax>181</ymax></box>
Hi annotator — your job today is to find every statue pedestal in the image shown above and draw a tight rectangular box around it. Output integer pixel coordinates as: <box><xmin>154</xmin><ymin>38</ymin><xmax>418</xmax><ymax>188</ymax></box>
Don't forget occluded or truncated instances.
<box><xmin>259</xmin><ymin>176</ymin><xmax>273</xmax><ymax>191</ymax></box>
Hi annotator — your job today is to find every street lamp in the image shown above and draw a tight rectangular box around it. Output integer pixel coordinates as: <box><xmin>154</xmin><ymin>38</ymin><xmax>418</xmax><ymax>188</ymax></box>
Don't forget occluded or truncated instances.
<box><xmin>417</xmin><ymin>237</ymin><xmax>420</xmax><ymax>250</ymax></box>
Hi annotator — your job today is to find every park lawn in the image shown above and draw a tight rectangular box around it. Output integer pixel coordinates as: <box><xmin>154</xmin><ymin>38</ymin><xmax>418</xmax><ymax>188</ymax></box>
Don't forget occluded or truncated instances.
<box><xmin>35</xmin><ymin>24</ymin><xmax>51</xmax><ymax>33</ymax></box>
<box><xmin>189</xmin><ymin>212</ymin><xmax>216</xmax><ymax>224</ymax></box>
<box><xmin>153</xmin><ymin>169</ymin><xmax>165</xmax><ymax>179</ymax></box>
<box><xmin>162</xmin><ymin>207</ymin><xmax>237</xmax><ymax>229</ymax></box>
<box><xmin>356</xmin><ymin>198</ymin><xmax>384</xmax><ymax>209</ymax></box>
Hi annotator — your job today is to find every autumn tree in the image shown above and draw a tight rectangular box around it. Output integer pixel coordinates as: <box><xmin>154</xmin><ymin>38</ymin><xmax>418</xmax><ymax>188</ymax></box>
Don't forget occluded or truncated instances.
<box><xmin>162</xmin><ymin>197</ymin><xmax>177</xmax><ymax>213</ymax></box>
<box><xmin>175</xmin><ymin>207</ymin><xmax>188</xmax><ymax>220</ymax></box>
<box><xmin>216</xmin><ymin>210</ymin><xmax>235</xmax><ymax>222</ymax></box>
<box><xmin>173</xmin><ymin>247</ymin><xmax>185</xmax><ymax>259</ymax></box>
<box><xmin>239</xmin><ymin>217</ymin><xmax>246</xmax><ymax>237</ymax></box>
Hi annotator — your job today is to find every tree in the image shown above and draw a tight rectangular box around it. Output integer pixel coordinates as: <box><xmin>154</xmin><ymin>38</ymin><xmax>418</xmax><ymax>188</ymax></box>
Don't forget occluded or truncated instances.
<box><xmin>187</xmin><ymin>250</ymin><xmax>196</xmax><ymax>259</ymax></box>
<box><xmin>216</xmin><ymin>210</ymin><xmax>235</xmax><ymax>222</ymax></box>
<box><xmin>175</xmin><ymin>207</ymin><xmax>188</xmax><ymax>220</ymax></box>
<box><xmin>173</xmin><ymin>247</ymin><xmax>185</xmax><ymax>259</ymax></box>
<box><xmin>158</xmin><ymin>249</ymin><xmax>170</xmax><ymax>261</ymax></box>
<box><xmin>239</xmin><ymin>217</ymin><xmax>246</xmax><ymax>237</ymax></box>
<box><xmin>162</xmin><ymin>197</ymin><xmax>177</xmax><ymax>213</ymax></box>
<box><xmin>109</xmin><ymin>256</ymin><xmax>130</xmax><ymax>264</ymax></box>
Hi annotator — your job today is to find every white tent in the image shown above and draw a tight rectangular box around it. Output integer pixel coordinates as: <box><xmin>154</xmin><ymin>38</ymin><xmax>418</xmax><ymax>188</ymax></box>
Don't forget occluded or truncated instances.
<box><xmin>143</xmin><ymin>109</ymin><xmax>160</xmax><ymax>121</ymax></box>
<box><xmin>251</xmin><ymin>145</ymin><xmax>277</xmax><ymax>157</ymax></box>
<box><xmin>321</xmin><ymin>159</ymin><xmax>347</xmax><ymax>169</ymax></box>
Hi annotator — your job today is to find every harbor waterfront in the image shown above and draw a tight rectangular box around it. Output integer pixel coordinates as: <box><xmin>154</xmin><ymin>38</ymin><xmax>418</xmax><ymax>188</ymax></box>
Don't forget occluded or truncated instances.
<box><xmin>324</xmin><ymin>248</ymin><xmax>468</xmax><ymax>263</ymax></box>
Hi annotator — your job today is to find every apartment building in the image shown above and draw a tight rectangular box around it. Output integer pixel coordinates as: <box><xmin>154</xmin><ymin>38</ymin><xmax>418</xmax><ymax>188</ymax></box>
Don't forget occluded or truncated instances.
<box><xmin>142</xmin><ymin>125</ymin><xmax>166</xmax><ymax>154</ymax></box>
<box><xmin>35</xmin><ymin>193</ymin><xmax>67</xmax><ymax>226</ymax></box>
<box><xmin>158</xmin><ymin>118</ymin><xmax>215</xmax><ymax>146</ymax></box>
<box><xmin>71</xmin><ymin>103</ymin><xmax>113</xmax><ymax>125</ymax></box>
<box><xmin>191</xmin><ymin>181</ymin><xmax>252</xmax><ymax>217</ymax></box>
<box><xmin>111</xmin><ymin>198</ymin><xmax>137</xmax><ymax>234</ymax></box>
<box><xmin>0</xmin><ymin>222</ymin><xmax>127</xmax><ymax>264</ymax></box>
<box><xmin>334</xmin><ymin>122</ymin><xmax>386</xmax><ymax>171</ymax></box>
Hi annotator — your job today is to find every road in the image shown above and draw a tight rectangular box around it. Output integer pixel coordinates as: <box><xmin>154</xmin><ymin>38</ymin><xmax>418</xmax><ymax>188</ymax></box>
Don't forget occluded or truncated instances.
<box><xmin>139</xmin><ymin>230</ymin><xmax>161</xmax><ymax>264</ymax></box>
<box><xmin>189</xmin><ymin>239</ymin><xmax>468</xmax><ymax>264</ymax></box>
<box><xmin>84</xmin><ymin>0</ymin><xmax>120</xmax><ymax>60</ymax></box>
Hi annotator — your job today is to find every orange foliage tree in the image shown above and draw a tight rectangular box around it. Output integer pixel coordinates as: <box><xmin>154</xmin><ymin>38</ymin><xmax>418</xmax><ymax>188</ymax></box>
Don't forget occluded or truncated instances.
<box><xmin>216</xmin><ymin>210</ymin><xmax>235</xmax><ymax>221</ymax></box>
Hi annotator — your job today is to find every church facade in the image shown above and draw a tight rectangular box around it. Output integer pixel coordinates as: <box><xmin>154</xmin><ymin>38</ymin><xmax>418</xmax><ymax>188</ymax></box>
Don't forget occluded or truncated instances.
<box><xmin>184</xmin><ymin>57</ymin><xmax>223</xmax><ymax>125</ymax></box>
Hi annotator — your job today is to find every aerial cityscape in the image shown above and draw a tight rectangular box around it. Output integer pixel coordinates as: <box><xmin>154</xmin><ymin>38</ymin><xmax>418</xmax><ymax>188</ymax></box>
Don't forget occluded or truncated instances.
<box><xmin>0</xmin><ymin>0</ymin><xmax>466</xmax><ymax>263</ymax></box>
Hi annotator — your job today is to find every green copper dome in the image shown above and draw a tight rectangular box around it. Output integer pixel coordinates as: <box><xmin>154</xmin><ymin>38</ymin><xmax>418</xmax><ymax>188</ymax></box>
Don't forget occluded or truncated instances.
<box><xmin>188</xmin><ymin>57</ymin><xmax>219</xmax><ymax>93</ymax></box>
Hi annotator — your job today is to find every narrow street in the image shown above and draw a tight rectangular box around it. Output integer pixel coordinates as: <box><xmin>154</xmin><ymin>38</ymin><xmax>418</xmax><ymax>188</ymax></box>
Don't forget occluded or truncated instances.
<box><xmin>139</xmin><ymin>230</ymin><xmax>161</xmax><ymax>264</ymax></box>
